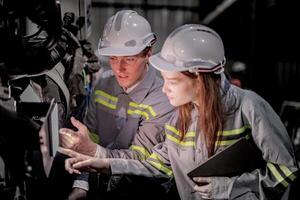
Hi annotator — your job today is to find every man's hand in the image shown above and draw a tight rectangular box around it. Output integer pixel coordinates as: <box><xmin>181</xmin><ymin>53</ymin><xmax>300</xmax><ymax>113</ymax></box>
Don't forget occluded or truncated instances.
<box><xmin>59</xmin><ymin>117</ymin><xmax>97</xmax><ymax>156</ymax></box>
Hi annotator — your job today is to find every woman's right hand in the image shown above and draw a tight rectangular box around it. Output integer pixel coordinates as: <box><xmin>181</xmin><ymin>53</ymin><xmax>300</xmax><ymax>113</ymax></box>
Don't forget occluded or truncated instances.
<box><xmin>60</xmin><ymin>148</ymin><xmax>110</xmax><ymax>174</ymax></box>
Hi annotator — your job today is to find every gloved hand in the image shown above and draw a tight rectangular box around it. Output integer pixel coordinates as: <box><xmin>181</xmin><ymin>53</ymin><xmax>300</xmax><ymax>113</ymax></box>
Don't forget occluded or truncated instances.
<box><xmin>59</xmin><ymin>117</ymin><xmax>97</xmax><ymax>156</ymax></box>
<box><xmin>68</xmin><ymin>187</ymin><xmax>87</xmax><ymax>200</ymax></box>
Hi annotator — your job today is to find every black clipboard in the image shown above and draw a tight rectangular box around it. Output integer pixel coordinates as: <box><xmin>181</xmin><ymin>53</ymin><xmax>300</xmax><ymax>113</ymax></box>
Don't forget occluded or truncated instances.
<box><xmin>187</xmin><ymin>138</ymin><xmax>265</xmax><ymax>178</ymax></box>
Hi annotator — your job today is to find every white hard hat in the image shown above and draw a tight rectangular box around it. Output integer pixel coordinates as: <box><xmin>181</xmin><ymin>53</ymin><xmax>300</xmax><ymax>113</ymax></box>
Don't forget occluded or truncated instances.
<box><xmin>98</xmin><ymin>10</ymin><xmax>156</xmax><ymax>56</ymax></box>
<box><xmin>150</xmin><ymin>24</ymin><xmax>225</xmax><ymax>73</ymax></box>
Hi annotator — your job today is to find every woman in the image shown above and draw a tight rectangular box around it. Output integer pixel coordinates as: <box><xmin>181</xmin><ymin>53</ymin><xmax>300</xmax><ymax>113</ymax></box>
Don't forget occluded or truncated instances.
<box><xmin>63</xmin><ymin>24</ymin><xmax>298</xmax><ymax>199</ymax></box>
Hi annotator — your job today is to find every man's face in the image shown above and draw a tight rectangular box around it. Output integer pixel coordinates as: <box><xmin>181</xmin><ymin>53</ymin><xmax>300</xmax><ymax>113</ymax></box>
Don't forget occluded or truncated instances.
<box><xmin>109</xmin><ymin>50</ymin><xmax>151</xmax><ymax>89</ymax></box>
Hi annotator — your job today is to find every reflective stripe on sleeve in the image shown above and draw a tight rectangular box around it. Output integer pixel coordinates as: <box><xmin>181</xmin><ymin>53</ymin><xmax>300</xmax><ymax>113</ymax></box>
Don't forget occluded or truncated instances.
<box><xmin>267</xmin><ymin>162</ymin><xmax>296</xmax><ymax>188</ymax></box>
<box><xmin>130</xmin><ymin>145</ymin><xmax>151</xmax><ymax>160</ymax></box>
<box><xmin>147</xmin><ymin>153</ymin><xmax>173</xmax><ymax>177</ymax></box>
<box><xmin>280</xmin><ymin>165</ymin><xmax>297</xmax><ymax>181</ymax></box>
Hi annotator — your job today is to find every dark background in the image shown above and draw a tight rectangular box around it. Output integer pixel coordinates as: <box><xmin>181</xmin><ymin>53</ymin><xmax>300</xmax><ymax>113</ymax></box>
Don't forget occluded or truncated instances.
<box><xmin>199</xmin><ymin>0</ymin><xmax>300</xmax><ymax>112</ymax></box>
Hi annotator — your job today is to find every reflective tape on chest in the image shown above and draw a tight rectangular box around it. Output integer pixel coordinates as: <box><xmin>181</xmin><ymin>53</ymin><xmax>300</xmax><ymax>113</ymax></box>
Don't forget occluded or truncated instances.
<box><xmin>94</xmin><ymin>89</ymin><xmax>157</xmax><ymax>121</ymax></box>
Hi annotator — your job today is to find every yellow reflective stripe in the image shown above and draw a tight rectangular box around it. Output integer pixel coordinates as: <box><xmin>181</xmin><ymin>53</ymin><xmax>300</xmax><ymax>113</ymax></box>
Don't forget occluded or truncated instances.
<box><xmin>166</xmin><ymin>134</ymin><xmax>195</xmax><ymax>147</ymax></box>
<box><xmin>95</xmin><ymin>90</ymin><xmax>117</xmax><ymax>102</ymax></box>
<box><xmin>89</xmin><ymin>132</ymin><xmax>99</xmax><ymax>144</ymax></box>
<box><xmin>165</xmin><ymin>124</ymin><xmax>195</xmax><ymax>146</ymax></box>
<box><xmin>148</xmin><ymin>160</ymin><xmax>173</xmax><ymax>176</ymax></box>
<box><xmin>148</xmin><ymin>153</ymin><xmax>173</xmax><ymax>176</ymax></box>
<box><xmin>216</xmin><ymin>139</ymin><xmax>238</xmax><ymax>146</ymax></box>
<box><xmin>165</xmin><ymin>124</ymin><xmax>180</xmax><ymax>136</ymax></box>
<box><xmin>130</xmin><ymin>145</ymin><xmax>151</xmax><ymax>159</ymax></box>
<box><xmin>185</xmin><ymin>131</ymin><xmax>196</xmax><ymax>137</ymax></box>
<box><xmin>280</xmin><ymin>165</ymin><xmax>297</xmax><ymax>181</ymax></box>
<box><xmin>95</xmin><ymin>98</ymin><xmax>117</xmax><ymax>109</ymax></box>
<box><xmin>166</xmin><ymin>134</ymin><xmax>180</xmax><ymax>144</ymax></box>
<box><xmin>216</xmin><ymin>135</ymin><xmax>250</xmax><ymax>146</ymax></box>
<box><xmin>127</xmin><ymin>109</ymin><xmax>149</xmax><ymax>120</ymax></box>
<box><xmin>267</xmin><ymin>163</ymin><xmax>289</xmax><ymax>188</ymax></box>
<box><xmin>139</xmin><ymin>104</ymin><xmax>157</xmax><ymax>117</ymax></box>
<box><xmin>166</xmin><ymin>124</ymin><xmax>195</xmax><ymax>138</ymax></box>
<box><xmin>217</xmin><ymin>125</ymin><xmax>251</xmax><ymax>136</ymax></box>
<box><xmin>129</xmin><ymin>102</ymin><xmax>157</xmax><ymax>117</ymax></box>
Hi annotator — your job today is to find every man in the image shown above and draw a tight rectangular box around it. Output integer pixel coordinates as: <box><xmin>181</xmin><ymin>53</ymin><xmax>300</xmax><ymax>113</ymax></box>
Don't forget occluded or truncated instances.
<box><xmin>60</xmin><ymin>10</ymin><xmax>175</xmax><ymax>200</ymax></box>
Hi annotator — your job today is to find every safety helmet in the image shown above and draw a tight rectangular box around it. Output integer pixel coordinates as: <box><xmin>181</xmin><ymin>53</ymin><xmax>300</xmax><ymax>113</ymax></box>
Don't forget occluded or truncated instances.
<box><xmin>149</xmin><ymin>24</ymin><xmax>225</xmax><ymax>73</ymax></box>
<box><xmin>98</xmin><ymin>10</ymin><xmax>156</xmax><ymax>56</ymax></box>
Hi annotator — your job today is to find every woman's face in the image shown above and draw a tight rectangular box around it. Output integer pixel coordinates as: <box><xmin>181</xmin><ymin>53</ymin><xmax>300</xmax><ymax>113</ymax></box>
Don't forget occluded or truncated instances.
<box><xmin>161</xmin><ymin>71</ymin><xmax>199</xmax><ymax>107</ymax></box>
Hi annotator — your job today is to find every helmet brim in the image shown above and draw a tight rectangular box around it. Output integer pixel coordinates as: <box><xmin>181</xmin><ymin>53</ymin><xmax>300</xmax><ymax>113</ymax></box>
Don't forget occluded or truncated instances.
<box><xmin>149</xmin><ymin>53</ymin><xmax>186</xmax><ymax>72</ymax></box>
<box><xmin>99</xmin><ymin>46</ymin><xmax>144</xmax><ymax>56</ymax></box>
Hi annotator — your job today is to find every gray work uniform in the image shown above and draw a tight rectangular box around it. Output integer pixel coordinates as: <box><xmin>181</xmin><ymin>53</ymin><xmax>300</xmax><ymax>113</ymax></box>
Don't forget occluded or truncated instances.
<box><xmin>110</xmin><ymin>75</ymin><xmax>299</xmax><ymax>199</ymax></box>
<box><xmin>74</xmin><ymin>65</ymin><xmax>175</xmax><ymax>194</ymax></box>
<box><xmin>85</xmin><ymin>64</ymin><xmax>174</xmax><ymax>159</ymax></box>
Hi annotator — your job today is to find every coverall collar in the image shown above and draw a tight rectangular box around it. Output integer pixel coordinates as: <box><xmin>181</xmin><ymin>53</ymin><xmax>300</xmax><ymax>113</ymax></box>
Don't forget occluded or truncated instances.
<box><xmin>220</xmin><ymin>73</ymin><xmax>230</xmax><ymax>96</ymax></box>
<box><xmin>112</xmin><ymin>78</ymin><xmax>125</xmax><ymax>95</ymax></box>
